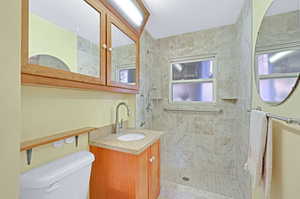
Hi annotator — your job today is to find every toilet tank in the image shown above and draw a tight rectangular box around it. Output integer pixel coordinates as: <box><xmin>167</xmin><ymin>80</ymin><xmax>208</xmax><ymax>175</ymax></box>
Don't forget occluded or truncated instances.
<box><xmin>21</xmin><ymin>151</ymin><xmax>95</xmax><ymax>199</ymax></box>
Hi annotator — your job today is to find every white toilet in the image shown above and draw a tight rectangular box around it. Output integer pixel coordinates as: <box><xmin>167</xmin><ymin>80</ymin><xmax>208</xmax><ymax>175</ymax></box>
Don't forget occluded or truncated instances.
<box><xmin>21</xmin><ymin>151</ymin><xmax>95</xmax><ymax>199</ymax></box>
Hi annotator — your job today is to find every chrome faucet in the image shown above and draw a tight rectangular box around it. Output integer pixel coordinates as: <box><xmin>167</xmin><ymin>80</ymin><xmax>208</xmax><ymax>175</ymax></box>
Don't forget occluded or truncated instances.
<box><xmin>114</xmin><ymin>102</ymin><xmax>130</xmax><ymax>134</ymax></box>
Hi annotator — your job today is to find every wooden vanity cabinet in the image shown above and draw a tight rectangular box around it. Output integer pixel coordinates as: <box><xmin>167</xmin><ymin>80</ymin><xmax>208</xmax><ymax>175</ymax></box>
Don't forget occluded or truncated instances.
<box><xmin>89</xmin><ymin>140</ymin><xmax>160</xmax><ymax>199</ymax></box>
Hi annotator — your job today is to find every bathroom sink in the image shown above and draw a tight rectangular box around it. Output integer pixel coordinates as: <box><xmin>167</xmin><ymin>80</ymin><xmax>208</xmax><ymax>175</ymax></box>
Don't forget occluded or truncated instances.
<box><xmin>117</xmin><ymin>133</ymin><xmax>145</xmax><ymax>142</ymax></box>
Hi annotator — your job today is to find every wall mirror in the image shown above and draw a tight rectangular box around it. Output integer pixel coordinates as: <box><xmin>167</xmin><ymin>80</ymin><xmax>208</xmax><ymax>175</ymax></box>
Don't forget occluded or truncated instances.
<box><xmin>22</xmin><ymin>0</ymin><xmax>106</xmax><ymax>85</ymax></box>
<box><xmin>255</xmin><ymin>0</ymin><xmax>300</xmax><ymax>105</ymax></box>
<box><xmin>107</xmin><ymin>16</ymin><xmax>139</xmax><ymax>89</ymax></box>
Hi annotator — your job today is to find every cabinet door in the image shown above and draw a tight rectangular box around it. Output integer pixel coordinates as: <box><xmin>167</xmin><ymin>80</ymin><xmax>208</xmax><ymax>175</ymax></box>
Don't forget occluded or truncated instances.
<box><xmin>107</xmin><ymin>14</ymin><xmax>140</xmax><ymax>90</ymax></box>
<box><xmin>90</xmin><ymin>146</ymin><xmax>148</xmax><ymax>199</ymax></box>
<box><xmin>22</xmin><ymin>0</ymin><xmax>107</xmax><ymax>86</ymax></box>
<box><xmin>148</xmin><ymin>141</ymin><xmax>160</xmax><ymax>199</ymax></box>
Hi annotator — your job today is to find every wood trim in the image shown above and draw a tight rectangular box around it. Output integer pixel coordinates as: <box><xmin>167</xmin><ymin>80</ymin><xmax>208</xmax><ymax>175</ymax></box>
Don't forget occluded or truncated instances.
<box><xmin>148</xmin><ymin>140</ymin><xmax>161</xmax><ymax>199</ymax></box>
<box><xmin>135</xmin><ymin>0</ymin><xmax>150</xmax><ymax>35</ymax></box>
<box><xmin>22</xmin><ymin>73</ymin><xmax>138</xmax><ymax>94</ymax></box>
<box><xmin>85</xmin><ymin>0</ymin><xmax>107</xmax><ymax>84</ymax></box>
<box><xmin>136</xmin><ymin>148</ymin><xmax>150</xmax><ymax>199</ymax></box>
<box><xmin>20</xmin><ymin>127</ymin><xmax>97</xmax><ymax>151</ymax></box>
<box><xmin>21</xmin><ymin>0</ymin><xmax>143</xmax><ymax>94</ymax></box>
<box><xmin>98</xmin><ymin>0</ymin><xmax>150</xmax><ymax>36</ymax></box>
<box><xmin>106</xmin><ymin>14</ymin><xmax>140</xmax><ymax>90</ymax></box>
<box><xmin>22</xmin><ymin>64</ymin><xmax>105</xmax><ymax>85</ymax></box>
<box><xmin>108</xmin><ymin>13</ymin><xmax>139</xmax><ymax>43</ymax></box>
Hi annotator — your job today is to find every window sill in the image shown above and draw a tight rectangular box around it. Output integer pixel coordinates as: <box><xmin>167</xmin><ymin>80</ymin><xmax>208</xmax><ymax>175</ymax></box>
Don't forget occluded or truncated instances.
<box><xmin>163</xmin><ymin>104</ymin><xmax>222</xmax><ymax>113</ymax></box>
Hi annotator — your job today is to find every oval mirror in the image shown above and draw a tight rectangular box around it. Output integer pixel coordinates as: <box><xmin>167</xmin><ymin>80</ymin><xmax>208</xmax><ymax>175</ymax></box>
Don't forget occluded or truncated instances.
<box><xmin>255</xmin><ymin>0</ymin><xmax>300</xmax><ymax>105</ymax></box>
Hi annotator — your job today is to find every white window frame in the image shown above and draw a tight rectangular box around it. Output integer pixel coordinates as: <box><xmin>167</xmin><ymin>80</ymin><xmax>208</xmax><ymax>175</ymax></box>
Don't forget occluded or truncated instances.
<box><xmin>255</xmin><ymin>45</ymin><xmax>300</xmax><ymax>104</ymax></box>
<box><xmin>255</xmin><ymin>42</ymin><xmax>300</xmax><ymax>105</ymax></box>
<box><xmin>115</xmin><ymin>64</ymin><xmax>136</xmax><ymax>85</ymax></box>
<box><xmin>169</xmin><ymin>57</ymin><xmax>217</xmax><ymax>104</ymax></box>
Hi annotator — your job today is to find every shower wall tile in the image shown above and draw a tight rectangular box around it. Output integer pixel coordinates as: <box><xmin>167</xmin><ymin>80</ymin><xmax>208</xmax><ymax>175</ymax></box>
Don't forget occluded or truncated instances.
<box><xmin>136</xmin><ymin>24</ymin><xmax>248</xmax><ymax>198</ymax></box>
<box><xmin>77</xmin><ymin>36</ymin><xmax>100</xmax><ymax>77</ymax></box>
<box><xmin>137</xmin><ymin>1</ymin><xmax>253</xmax><ymax>198</ymax></box>
<box><xmin>135</xmin><ymin>31</ymin><xmax>159</xmax><ymax>129</ymax></box>
<box><xmin>233</xmin><ymin>0</ymin><xmax>252</xmax><ymax>198</ymax></box>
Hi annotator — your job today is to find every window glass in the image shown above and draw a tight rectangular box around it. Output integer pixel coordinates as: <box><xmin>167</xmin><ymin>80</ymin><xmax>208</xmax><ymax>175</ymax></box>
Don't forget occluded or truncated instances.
<box><xmin>171</xmin><ymin>59</ymin><xmax>215</xmax><ymax>103</ymax></box>
<box><xmin>257</xmin><ymin>49</ymin><xmax>300</xmax><ymax>103</ymax></box>
<box><xmin>172</xmin><ymin>60</ymin><xmax>213</xmax><ymax>80</ymax></box>
<box><xmin>259</xmin><ymin>78</ymin><xmax>298</xmax><ymax>103</ymax></box>
<box><xmin>119</xmin><ymin>68</ymin><xmax>136</xmax><ymax>84</ymax></box>
<box><xmin>172</xmin><ymin>82</ymin><xmax>213</xmax><ymax>102</ymax></box>
<box><xmin>257</xmin><ymin>49</ymin><xmax>300</xmax><ymax>75</ymax></box>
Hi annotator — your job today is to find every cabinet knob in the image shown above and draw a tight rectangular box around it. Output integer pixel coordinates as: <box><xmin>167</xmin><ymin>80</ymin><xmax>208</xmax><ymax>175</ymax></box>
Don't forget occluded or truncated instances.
<box><xmin>149</xmin><ymin>156</ymin><xmax>156</xmax><ymax>163</ymax></box>
<box><xmin>108</xmin><ymin>47</ymin><xmax>112</xmax><ymax>52</ymax></box>
<box><xmin>102</xmin><ymin>44</ymin><xmax>107</xmax><ymax>49</ymax></box>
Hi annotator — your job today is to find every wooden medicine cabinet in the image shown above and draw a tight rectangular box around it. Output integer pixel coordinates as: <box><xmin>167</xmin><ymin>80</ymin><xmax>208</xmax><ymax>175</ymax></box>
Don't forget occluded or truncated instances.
<box><xmin>107</xmin><ymin>14</ymin><xmax>140</xmax><ymax>90</ymax></box>
<box><xmin>21</xmin><ymin>0</ymin><xmax>149</xmax><ymax>93</ymax></box>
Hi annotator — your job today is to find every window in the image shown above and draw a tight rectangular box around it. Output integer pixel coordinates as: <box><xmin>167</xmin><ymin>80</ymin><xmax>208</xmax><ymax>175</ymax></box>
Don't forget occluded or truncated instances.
<box><xmin>256</xmin><ymin>48</ymin><xmax>300</xmax><ymax>103</ymax></box>
<box><xmin>118</xmin><ymin>67</ymin><xmax>136</xmax><ymax>84</ymax></box>
<box><xmin>169</xmin><ymin>58</ymin><xmax>215</xmax><ymax>103</ymax></box>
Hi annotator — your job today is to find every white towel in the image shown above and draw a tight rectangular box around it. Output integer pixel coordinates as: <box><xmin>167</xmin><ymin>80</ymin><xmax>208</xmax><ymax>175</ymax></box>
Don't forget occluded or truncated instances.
<box><xmin>263</xmin><ymin>119</ymin><xmax>273</xmax><ymax>199</ymax></box>
<box><xmin>244</xmin><ymin>110</ymin><xmax>268</xmax><ymax>190</ymax></box>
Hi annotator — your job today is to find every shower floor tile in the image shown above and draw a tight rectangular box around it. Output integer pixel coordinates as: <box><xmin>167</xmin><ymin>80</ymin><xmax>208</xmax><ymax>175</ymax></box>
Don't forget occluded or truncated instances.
<box><xmin>159</xmin><ymin>181</ymin><xmax>233</xmax><ymax>199</ymax></box>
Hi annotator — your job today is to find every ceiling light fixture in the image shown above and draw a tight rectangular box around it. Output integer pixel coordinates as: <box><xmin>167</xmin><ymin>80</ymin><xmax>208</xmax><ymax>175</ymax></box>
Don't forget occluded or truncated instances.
<box><xmin>110</xmin><ymin>0</ymin><xmax>143</xmax><ymax>26</ymax></box>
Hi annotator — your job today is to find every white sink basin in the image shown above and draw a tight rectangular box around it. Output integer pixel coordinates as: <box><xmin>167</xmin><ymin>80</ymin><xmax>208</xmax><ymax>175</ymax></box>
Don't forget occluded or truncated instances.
<box><xmin>117</xmin><ymin>133</ymin><xmax>145</xmax><ymax>142</ymax></box>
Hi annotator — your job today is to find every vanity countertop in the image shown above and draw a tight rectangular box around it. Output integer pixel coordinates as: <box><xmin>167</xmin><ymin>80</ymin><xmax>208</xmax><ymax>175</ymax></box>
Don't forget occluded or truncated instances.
<box><xmin>89</xmin><ymin>128</ymin><xmax>165</xmax><ymax>155</ymax></box>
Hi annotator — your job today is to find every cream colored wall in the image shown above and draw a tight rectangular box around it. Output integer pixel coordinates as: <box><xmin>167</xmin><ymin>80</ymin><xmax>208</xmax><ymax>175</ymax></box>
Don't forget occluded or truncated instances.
<box><xmin>21</xmin><ymin>86</ymin><xmax>136</xmax><ymax>172</ymax></box>
<box><xmin>29</xmin><ymin>13</ymin><xmax>77</xmax><ymax>72</ymax></box>
<box><xmin>252</xmin><ymin>0</ymin><xmax>300</xmax><ymax>198</ymax></box>
<box><xmin>0</xmin><ymin>0</ymin><xmax>21</xmax><ymax>198</ymax></box>
<box><xmin>23</xmin><ymin>8</ymin><xmax>136</xmax><ymax>173</ymax></box>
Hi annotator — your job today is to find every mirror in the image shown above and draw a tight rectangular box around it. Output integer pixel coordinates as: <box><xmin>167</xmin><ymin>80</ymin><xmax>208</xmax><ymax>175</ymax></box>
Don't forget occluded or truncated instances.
<box><xmin>111</xmin><ymin>24</ymin><xmax>137</xmax><ymax>85</ymax></box>
<box><xmin>28</xmin><ymin>0</ymin><xmax>101</xmax><ymax>77</ymax></box>
<box><xmin>255</xmin><ymin>0</ymin><xmax>300</xmax><ymax>105</ymax></box>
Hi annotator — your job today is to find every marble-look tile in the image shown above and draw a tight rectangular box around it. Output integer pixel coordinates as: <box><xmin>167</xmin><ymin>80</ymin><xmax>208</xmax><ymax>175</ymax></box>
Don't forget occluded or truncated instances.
<box><xmin>159</xmin><ymin>180</ymin><xmax>233</xmax><ymax>199</ymax></box>
<box><xmin>136</xmin><ymin>1</ymin><xmax>253</xmax><ymax>198</ymax></box>
<box><xmin>77</xmin><ymin>36</ymin><xmax>100</xmax><ymax>77</ymax></box>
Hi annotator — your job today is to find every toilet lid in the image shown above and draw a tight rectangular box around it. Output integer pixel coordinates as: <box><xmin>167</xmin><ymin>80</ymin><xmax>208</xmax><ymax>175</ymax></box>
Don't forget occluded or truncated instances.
<box><xmin>21</xmin><ymin>151</ymin><xmax>94</xmax><ymax>189</ymax></box>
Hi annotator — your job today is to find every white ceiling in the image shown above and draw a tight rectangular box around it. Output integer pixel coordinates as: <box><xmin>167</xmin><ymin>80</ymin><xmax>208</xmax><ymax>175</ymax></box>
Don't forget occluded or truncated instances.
<box><xmin>143</xmin><ymin>0</ymin><xmax>246</xmax><ymax>39</ymax></box>
<box><xmin>30</xmin><ymin>0</ymin><xmax>135</xmax><ymax>47</ymax></box>
<box><xmin>30</xmin><ymin>0</ymin><xmax>299</xmax><ymax>43</ymax></box>
<box><xmin>30</xmin><ymin>0</ymin><xmax>100</xmax><ymax>44</ymax></box>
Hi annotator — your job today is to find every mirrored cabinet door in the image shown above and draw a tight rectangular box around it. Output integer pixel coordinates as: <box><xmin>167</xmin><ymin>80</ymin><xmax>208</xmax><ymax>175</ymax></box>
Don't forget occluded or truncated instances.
<box><xmin>22</xmin><ymin>0</ymin><xmax>107</xmax><ymax>85</ymax></box>
<box><xmin>107</xmin><ymin>15</ymin><xmax>139</xmax><ymax>89</ymax></box>
<box><xmin>104</xmin><ymin>0</ymin><xmax>150</xmax><ymax>35</ymax></box>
